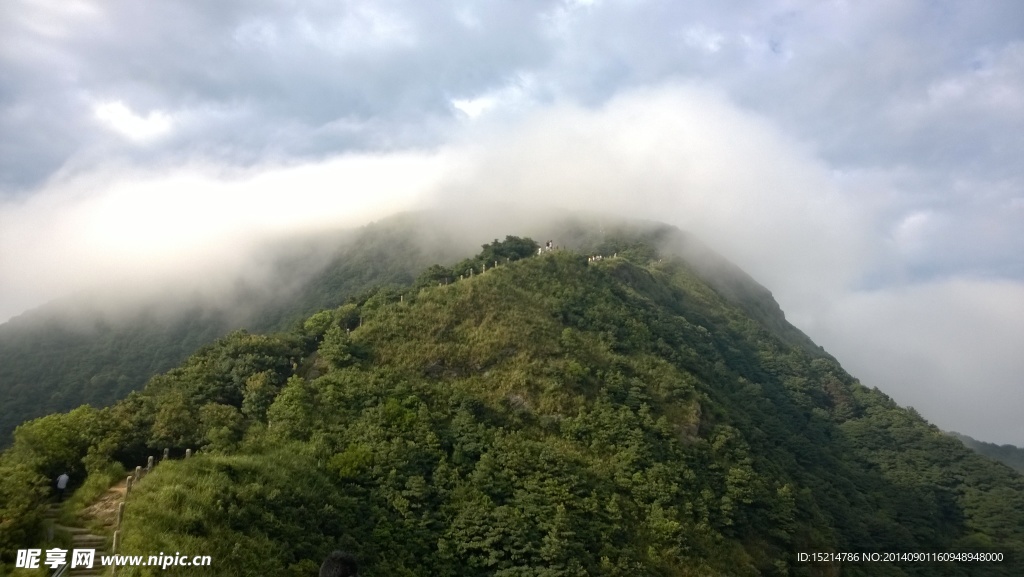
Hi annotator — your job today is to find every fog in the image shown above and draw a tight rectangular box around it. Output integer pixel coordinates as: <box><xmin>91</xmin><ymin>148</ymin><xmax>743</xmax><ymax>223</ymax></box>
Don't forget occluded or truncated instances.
<box><xmin>0</xmin><ymin>152</ymin><xmax>448</xmax><ymax>322</ymax></box>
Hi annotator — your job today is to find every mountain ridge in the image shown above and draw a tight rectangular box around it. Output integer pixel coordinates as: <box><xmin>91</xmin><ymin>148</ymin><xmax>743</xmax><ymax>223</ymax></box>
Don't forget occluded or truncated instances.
<box><xmin>0</xmin><ymin>212</ymin><xmax>822</xmax><ymax>446</ymax></box>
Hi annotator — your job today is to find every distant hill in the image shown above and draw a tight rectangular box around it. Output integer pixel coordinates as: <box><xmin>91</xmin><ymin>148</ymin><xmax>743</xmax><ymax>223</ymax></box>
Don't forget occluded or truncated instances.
<box><xmin>951</xmin><ymin>431</ymin><xmax>1024</xmax><ymax>474</ymax></box>
<box><xmin>2</xmin><ymin>234</ymin><xmax>1022</xmax><ymax>576</ymax></box>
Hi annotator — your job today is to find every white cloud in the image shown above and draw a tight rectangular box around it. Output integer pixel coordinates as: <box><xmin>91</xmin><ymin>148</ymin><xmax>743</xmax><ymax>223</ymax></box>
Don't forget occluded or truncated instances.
<box><xmin>94</xmin><ymin>101</ymin><xmax>172</xmax><ymax>141</ymax></box>
<box><xmin>0</xmin><ymin>151</ymin><xmax>447</xmax><ymax>320</ymax></box>
<box><xmin>452</xmin><ymin>97</ymin><xmax>497</xmax><ymax>118</ymax></box>
<box><xmin>451</xmin><ymin>74</ymin><xmax>538</xmax><ymax>119</ymax></box>
<box><xmin>439</xmin><ymin>83</ymin><xmax>869</xmax><ymax>310</ymax></box>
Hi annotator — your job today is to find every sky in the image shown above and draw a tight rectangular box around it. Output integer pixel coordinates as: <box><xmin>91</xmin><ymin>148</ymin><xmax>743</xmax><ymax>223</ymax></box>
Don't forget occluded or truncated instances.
<box><xmin>1</xmin><ymin>0</ymin><xmax>1022</xmax><ymax>444</ymax></box>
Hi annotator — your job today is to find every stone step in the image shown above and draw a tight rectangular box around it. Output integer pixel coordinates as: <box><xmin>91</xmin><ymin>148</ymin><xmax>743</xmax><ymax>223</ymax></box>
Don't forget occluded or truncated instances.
<box><xmin>55</xmin><ymin>525</ymin><xmax>92</xmax><ymax>534</ymax></box>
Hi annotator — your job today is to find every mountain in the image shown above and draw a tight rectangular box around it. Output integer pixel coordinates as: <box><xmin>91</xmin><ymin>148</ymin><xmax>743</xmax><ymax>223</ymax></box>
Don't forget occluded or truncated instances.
<box><xmin>2</xmin><ymin>231</ymin><xmax>1022</xmax><ymax>576</ymax></box>
<box><xmin>950</xmin><ymin>432</ymin><xmax>1024</xmax><ymax>474</ymax></box>
<box><xmin>0</xmin><ymin>211</ymin><xmax>816</xmax><ymax>446</ymax></box>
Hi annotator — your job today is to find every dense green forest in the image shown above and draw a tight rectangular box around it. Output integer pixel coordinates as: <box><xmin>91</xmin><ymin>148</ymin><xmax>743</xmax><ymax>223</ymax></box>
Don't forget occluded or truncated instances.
<box><xmin>2</xmin><ymin>234</ymin><xmax>1022</xmax><ymax>576</ymax></box>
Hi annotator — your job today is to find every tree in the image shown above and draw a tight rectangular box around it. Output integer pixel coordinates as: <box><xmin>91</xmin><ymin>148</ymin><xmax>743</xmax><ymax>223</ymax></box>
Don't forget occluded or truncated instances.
<box><xmin>266</xmin><ymin>376</ymin><xmax>316</xmax><ymax>441</ymax></box>
<box><xmin>242</xmin><ymin>371</ymin><xmax>279</xmax><ymax>423</ymax></box>
<box><xmin>200</xmin><ymin>403</ymin><xmax>245</xmax><ymax>452</ymax></box>
<box><xmin>149</xmin><ymin>389</ymin><xmax>200</xmax><ymax>450</ymax></box>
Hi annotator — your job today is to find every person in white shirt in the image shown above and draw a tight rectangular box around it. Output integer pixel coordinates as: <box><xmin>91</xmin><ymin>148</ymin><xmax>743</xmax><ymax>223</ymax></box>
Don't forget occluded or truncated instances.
<box><xmin>56</xmin><ymin>472</ymin><xmax>69</xmax><ymax>501</ymax></box>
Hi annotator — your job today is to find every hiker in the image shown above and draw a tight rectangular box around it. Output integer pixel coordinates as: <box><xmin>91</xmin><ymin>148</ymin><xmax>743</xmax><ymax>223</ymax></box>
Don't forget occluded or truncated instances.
<box><xmin>56</xmin><ymin>472</ymin><xmax>69</xmax><ymax>501</ymax></box>
<box><xmin>320</xmin><ymin>551</ymin><xmax>359</xmax><ymax>577</ymax></box>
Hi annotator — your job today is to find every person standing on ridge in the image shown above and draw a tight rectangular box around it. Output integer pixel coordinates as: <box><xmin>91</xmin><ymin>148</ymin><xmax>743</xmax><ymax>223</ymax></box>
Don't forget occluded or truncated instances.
<box><xmin>55</xmin><ymin>472</ymin><xmax>69</xmax><ymax>501</ymax></box>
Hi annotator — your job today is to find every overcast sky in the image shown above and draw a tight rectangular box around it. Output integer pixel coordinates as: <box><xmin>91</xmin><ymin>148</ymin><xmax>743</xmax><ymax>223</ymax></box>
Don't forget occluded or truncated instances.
<box><xmin>1</xmin><ymin>0</ymin><xmax>1022</xmax><ymax>444</ymax></box>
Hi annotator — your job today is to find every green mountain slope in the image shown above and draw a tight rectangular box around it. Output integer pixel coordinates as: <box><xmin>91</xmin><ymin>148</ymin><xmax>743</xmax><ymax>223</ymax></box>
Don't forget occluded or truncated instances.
<box><xmin>2</xmin><ymin>238</ymin><xmax>1021</xmax><ymax>576</ymax></box>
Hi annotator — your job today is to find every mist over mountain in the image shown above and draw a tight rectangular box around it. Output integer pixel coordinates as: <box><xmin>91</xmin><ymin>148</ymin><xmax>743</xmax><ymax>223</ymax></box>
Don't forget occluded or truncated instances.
<box><xmin>0</xmin><ymin>211</ymin><xmax>823</xmax><ymax>446</ymax></box>
<box><xmin>2</xmin><ymin>231</ymin><xmax>1021</xmax><ymax>576</ymax></box>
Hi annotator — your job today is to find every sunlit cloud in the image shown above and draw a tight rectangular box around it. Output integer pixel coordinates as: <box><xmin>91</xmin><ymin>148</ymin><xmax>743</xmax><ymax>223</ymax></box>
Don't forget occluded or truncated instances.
<box><xmin>94</xmin><ymin>101</ymin><xmax>172</xmax><ymax>141</ymax></box>
<box><xmin>451</xmin><ymin>97</ymin><xmax>497</xmax><ymax>118</ymax></box>
<box><xmin>0</xmin><ymin>151</ymin><xmax>447</xmax><ymax>319</ymax></box>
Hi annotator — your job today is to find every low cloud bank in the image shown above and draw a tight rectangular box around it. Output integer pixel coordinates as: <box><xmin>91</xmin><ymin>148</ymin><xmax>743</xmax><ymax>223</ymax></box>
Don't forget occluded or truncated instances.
<box><xmin>0</xmin><ymin>152</ymin><xmax>447</xmax><ymax>321</ymax></box>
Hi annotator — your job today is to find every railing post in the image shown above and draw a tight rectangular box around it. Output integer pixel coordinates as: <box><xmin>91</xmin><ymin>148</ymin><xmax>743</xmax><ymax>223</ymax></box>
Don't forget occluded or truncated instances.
<box><xmin>162</xmin><ymin>448</ymin><xmax>169</xmax><ymax>461</ymax></box>
<box><xmin>116</xmin><ymin>502</ymin><xmax>125</xmax><ymax>529</ymax></box>
<box><xmin>146</xmin><ymin>456</ymin><xmax>154</xmax><ymax>472</ymax></box>
<box><xmin>185</xmin><ymin>448</ymin><xmax>192</xmax><ymax>459</ymax></box>
<box><xmin>126</xmin><ymin>476</ymin><xmax>133</xmax><ymax>495</ymax></box>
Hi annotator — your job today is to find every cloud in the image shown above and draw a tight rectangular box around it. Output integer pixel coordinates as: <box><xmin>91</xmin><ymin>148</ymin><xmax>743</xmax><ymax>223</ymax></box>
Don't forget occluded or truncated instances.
<box><xmin>437</xmin><ymin>84</ymin><xmax>870</xmax><ymax>308</ymax></box>
<box><xmin>0</xmin><ymin>151</ymin><xmax>447</xmax><ymax>320</ymax></box>
<box><xmin>0</xmin><ymin>0</ymin><xmax>557</xmax><ymax>191</ymax></box>
<box><xmin>94</xmin><ymin>101</ymin><xmax>173</xmax><ymax>141</ymax></box>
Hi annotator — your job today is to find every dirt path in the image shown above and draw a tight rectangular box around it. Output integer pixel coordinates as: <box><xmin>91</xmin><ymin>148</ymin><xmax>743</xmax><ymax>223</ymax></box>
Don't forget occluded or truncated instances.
<box><xmin>47</xmin><ymin>479</ymin><xmax>129</xmax><ymax>577</ymax></box>
<box><xmin>80</xmin><ymin>480</ymin><xmax>127</xmax><ymax>532</ymax></box>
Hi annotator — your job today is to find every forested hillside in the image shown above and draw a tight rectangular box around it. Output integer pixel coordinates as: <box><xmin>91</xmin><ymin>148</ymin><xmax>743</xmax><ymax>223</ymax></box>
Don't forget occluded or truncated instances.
<box><xmin>2</xmin><ymin>237</ymin><xmax>1021</xmax><ymax>576</ymax></box>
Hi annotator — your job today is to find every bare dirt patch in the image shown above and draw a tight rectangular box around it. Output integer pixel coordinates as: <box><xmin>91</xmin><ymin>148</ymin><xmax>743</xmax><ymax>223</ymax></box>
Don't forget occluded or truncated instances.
<box><xmin>81</xmin><ymin>479</ymin><xmax>127</xmax><ymax>530</ymax></box>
